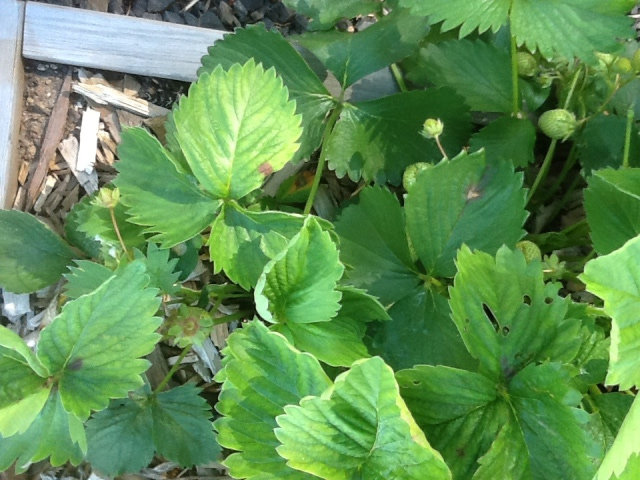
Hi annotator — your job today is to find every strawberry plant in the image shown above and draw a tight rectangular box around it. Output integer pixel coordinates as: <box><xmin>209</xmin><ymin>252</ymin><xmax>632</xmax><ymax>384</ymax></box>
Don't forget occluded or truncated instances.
<box><xmin>1</xmin><ymin>0</ymin><xmax>640</xmax><ymax>478</ymax></box>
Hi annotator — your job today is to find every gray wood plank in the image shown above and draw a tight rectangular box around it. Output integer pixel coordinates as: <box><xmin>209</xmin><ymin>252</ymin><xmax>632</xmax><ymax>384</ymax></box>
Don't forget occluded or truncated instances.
<box><xmin>0</xmin><ymin>0</ymin><xmax>25</xmax><ymax>209</ymax></box>
<box><xmin>22</xmin><ymin>2</ymin><xmax>226</xmax><ymax>83</ymax></box>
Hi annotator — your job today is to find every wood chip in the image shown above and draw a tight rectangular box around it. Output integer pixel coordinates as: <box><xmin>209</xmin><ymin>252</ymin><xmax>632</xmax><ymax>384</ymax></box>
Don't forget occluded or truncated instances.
<box><xmin>72</xmin><ymin>81</ymin><xmax>169</xmax><ymax>117</ymax></box>
<box><xmin>33</xmin><ymin>175</ymin><xmax>57</xmax><ymax>213</ymax></box>
<box><xmin>59</xmin><ymin>135</ymin><xmax>99</xmax><ymax>194</ymax></box>
<box><xmin>25</xmin><ymin>70</ymin><xmax>72</xmax><ymax>210</ymax></box>
<box><xmin>77</xmin><ymin>107</ymin><xmax>100</xmax><ymax>173</ymax></box>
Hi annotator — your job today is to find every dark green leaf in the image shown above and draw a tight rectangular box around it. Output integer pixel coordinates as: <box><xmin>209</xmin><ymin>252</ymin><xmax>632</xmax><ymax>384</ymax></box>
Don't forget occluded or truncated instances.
<box><xmin>470</xmin><ymin>117</ymin><xmax>536</xmax><ymax>167</ymax></box>
<box><xmin>282</xmin><ymin>0</ymin><xmax>382</xmax><ymax>30</ymax></box>
<box><xmin>0</xmin><ymin>210</ymin><xmax>77</xmax><ymax>293</ymax></box>
<box><xmin>63</xmin><ymin>260</ymin><xmax>115</xmax><ymax>299</ymax></box>
<box><xmin>114</xmin><ymin>128</ymin><xmax>220</xmax><ymax>247</ymax></box>
<box><xmin>327</xmin><ymin>88</ymin><xmax>472</xmax><ymax>184</ymax></box>
<box><xmin>405</xmin><ymin>151</ymin><xmax>527</xmax><ymax>277</ymax></box>
<box><xmin>295</xmin><ymin>9</ymin><xmax>428</xmax><ymax>88</ymax></box>
<box><xmin>135</xmin><ymin>243</ymin><xmax>181</xmax><ymax>295</ymax></box>
<box><xmin>585</xmin><ymin>168</ymin><xmax>640</xmax><ymax>255</ymax></box>
<box><xmin>334</xmin><ymin>186</ymin><xmax>419</xmax><ymax>305</ymax></box>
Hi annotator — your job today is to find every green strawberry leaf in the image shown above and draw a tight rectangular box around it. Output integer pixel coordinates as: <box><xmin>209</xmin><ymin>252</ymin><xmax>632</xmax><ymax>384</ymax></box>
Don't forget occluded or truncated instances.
<box><xmin>0</xmin><ymin>210</ymin><xmax>77</xmax><ymax>294</ymax></box>
<box><xmin>114</xmin><ymin>127</ymin><xmax>220</xmax><ymax>248</ymax></box>
<box><xmin>282</xmin><ymin>0</ymin><xmax>382</xmax><ymax>30</ymax></box>
<box><xmin>63</xmin><ymin>260</ymin><xmax>115</xmax><ymax>299</ymax></box>
<box><xmin>200</xmin><ymin>25</ymin><xmax>335</xmax><ymax>162</ymax></box>
<box><xmin>334</xmin><ymin>186</ymin><xmax>419</xmax><ymax>305</ymax></box>
<box><xmin>64</xmin><ymin>196</ymin><xmax>103</xmax><ymax>258</ymax></box>
<box><xmin>209</xmin><ymin>202</ymin><xmax>309</xmax><ymax>290</ymax></box>
<box><xmin>326</xmin><ymin>88</ymin><xmax>472</xmax><ymax>184</ymax></box>
<box><xmin>405</xmin><ymin>151</ymin><xmax>527</xmax><ymax>278</ymax></box>
<box><xmin>275</xmin><ymin>356</ymin><xmax>452</xmax><ymax>479</ymax></box>
<box><xmin>215</xmin><ymin>320</ymin><xmax>331</xmax><ymax>479</ymax></box>
<box><xmin>450</xmin><ymin>246</ymin><xmax>581</xmax><ymax>379</ymax></box>
<box><xmin>272</xmin><ymin>286</ymin><xmax>387</xmax><ymax>367</ymax></box>
<box><xmin>581</xmin><ymin>235</ymin><xmax>640</xmax><ymax>389</ymax></box>
<box><xmin>37</xmin><ymin>261</ymin><xmax>162</xmax><ymax>419</ymax></box>
<box><xmin>470</xmin><ymin>117</ymin><xmax>536</xmax><ymax>167</ymax></box>
<box><xmin>295</xmin><ymin>9</ymin><xmax>429</xmax><ymax>88</ymax></box>
<box><xmin>585</xmin><ymin>168</ymin><xmax>640</xmax><ymax>255</ymax></box>
<box><xmin>134</xmin><ymin>243</ymin><xmax>181</xmax><ymax>295</ymax></box>
<box><xmin>255</xmin><ymin>216</ymin><xmax>344</xmax><ymax>325</ymax></box>
<box><xmin>174</xmin><ymin>60</ymin><xmax>302</xmax><ymax>200</ymax></box>
<box><xmin>596</xmin><ymin>395</ymin><xmax>640</xmax><ymax>480</ymax></box>
<box><xmin>372</xmin><ymin>286</ymin><xmax>476</xmax><ymax>371</ymax></box>
<box><xmin>0</xmin><ymin>391</ymin><xmax>85</xmax><ymax>473</ymax></box>
<box><xmin>399</xmin><ymin>0</ymin><xmax>633</xmax><ymax>63</ymax></box>
<box><xmin>86</xmin><ymin>396</ymin><xmax>155</xmax><ymax>475</ymax></box>
<box><xmin>151</xmin><ymin>384</ymin><xmax>219</xmax><ymax>467</ymax></box>
<box><xmin>577</xmin><ymin>115</ymin><xmax>640</xmax><ymax>176</ymax></box>
<box><xmin>414</xmin><ymin>39</ymin><xmax>513</xmax><ymax>112</ymax></box>
<box><xmin>87</xmin><ymin>384</ymin><xmax>218</xmax><ymax>474</ymax></box>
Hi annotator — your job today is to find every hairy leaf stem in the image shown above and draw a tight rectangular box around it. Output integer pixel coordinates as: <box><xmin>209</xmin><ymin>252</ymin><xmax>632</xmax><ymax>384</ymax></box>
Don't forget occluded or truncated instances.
<box><xmin>303</xmin><ymin>104</ymin><xmax>343</xmax><ymax>215</ymax></box>
<box><xmin>154</xmin><ymin>344</ymin><xmax>192</xmax><ymax>393</ymax></box>
<box><xmin>109</xmin><ymin>206</ymin><xmax>133</xmax><ymax>260</ymax></box>
<box><xmin>623</xmin><ymin>107</ymin><xmax>635</xmax><ymax>168</ymax></box>
<box><xmin>390</xmin><ymin>63</ymin><xmax>409</xmax><ymax>93</ymax></box>
<box><xmin>510</xmin><ymin>34</ymin><xmax>519</xmax><ymax>116</ymax></box>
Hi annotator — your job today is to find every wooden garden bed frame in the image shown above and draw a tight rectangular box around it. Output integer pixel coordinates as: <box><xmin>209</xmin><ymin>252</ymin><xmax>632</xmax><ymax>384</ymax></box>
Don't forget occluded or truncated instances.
<box><xmin>0</xmin><ymin>0</ymin><xmax>226</xmax><ymax>208</ymax></box>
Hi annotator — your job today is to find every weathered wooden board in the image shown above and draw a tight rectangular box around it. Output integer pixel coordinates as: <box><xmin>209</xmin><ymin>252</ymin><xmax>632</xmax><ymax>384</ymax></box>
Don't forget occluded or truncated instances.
<box><xmin>0</xmin><ymin>0</ymin><xmax>25</xmax><ymax>209</ymax></box>
<box><xmin>22</xmin><ymin>1</ymin><xmax>226</xmax><ymax>83</ymax></box>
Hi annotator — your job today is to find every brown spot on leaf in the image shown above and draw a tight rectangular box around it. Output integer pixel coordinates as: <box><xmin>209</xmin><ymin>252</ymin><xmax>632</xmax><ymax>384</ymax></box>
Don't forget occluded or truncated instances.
<box><xmin>465</xmin><ymin>184</ymin><xmax>482</xmax><ymax>201</ymax></box>
<box><xmin>258</xmin><ymin>162</ymin><xmax>274</xmax><ymax>177</ymax></box>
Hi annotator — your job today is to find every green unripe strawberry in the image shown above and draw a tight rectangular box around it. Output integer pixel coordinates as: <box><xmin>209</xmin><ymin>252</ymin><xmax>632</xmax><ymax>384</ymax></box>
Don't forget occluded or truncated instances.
<box><xmin>516</xmin><ymin>241</ymin><xmax>542</xmax><ymax>263</ymax></box>
<box><xmin>403</xmin><ymin>162</ymin><xmax>432</xmax><ymax>191</ymax></box>
<box><xmin>594</xmin><ymin>52</ymin><xmax>615</xmax><ymax>71</ymax></box>
<box><xmin>538</xmin><ymin>109</ymin><xmax>577</xmax><ymax>140</ymax></box>
<box><xmin>420</xmin><ymin>118</ymin><xmax>444</xmax><ymax>139</ymax></box>
<box><xmin>516</xmin><ymin>52</ymin><xmax>537</xmax><ymax>77</ymax></box>
<box><xmin>613</xmin><ymin>57</ymin><xmax>633</xmax><ymax>74</ymax></box>
<box><xmin>632</xmin><ymin>49</ymin><xmax>640</xmax><ymax>73</ymax></box>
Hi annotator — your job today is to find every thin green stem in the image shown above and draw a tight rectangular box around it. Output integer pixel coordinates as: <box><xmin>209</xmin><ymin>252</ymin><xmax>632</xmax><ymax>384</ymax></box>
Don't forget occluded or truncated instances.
<box><xmin>154</xmin><ymin>345</ymin><xmax>192</xmax><ymax>393</ymax></box>
<box><xmin>527</xmin><ymin>139</ymin><xmax>558</xmax><ymax>204</ymax></box>
<box><xmin>510</xmin><ymin>35</ymin><xmax>519</xmax><ymax>115</ymax></box>
<box><xmin>303</xmin><ymin>105</ymin><xmax>343</xmax><ymax>215</ymax></box>
<box><xmin>109</xmin><ymin>206</ymin><xmax>132</xmax><ymax>260</ymax></box>
<box><xmin>390</xmin><ymin>63</ymin><xmax>409</xmax><ymax>93</ymax></box>
<box><xmin>212</xmin><ymin>310</ymin><xmax>250</xmax><ymax>326</ymax></box>
<box><xmin>435</xmin><ymin>136</ymin><xmax>448</xmax><ymax>160</ymax></box>
<box><xmin>537</xmin><ymin>143</ymin><xmax>579</xmax><ymax>206</ymax></box>
<box><xmin>623</xmin><ymin>107</ymin><xmax>635</xmax><ymax>168</ymax></box>
<box><xmin>563</xmin><ymin>66</ymin><xmax>582</xmax><ymax>110</ymax></box>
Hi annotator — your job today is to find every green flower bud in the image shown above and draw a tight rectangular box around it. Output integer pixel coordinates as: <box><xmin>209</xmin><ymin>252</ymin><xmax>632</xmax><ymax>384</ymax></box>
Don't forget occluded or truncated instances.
<box><xmin>538</xmin><ymin>109</ymin><xmax>577</xmax><ymax>140</ymax></box>
<box><xmin>594</xmin><ymin>52</ymin><xmax>615</xmax><ymax>71</ymax></box>
<box><xmin>402</xmin><ymin>162</ymin><xmax>432</xmax><ymax>191</ymax></box>
<box><xmin>516</xmin><ymin>52</ymin><xmax>537</xmax><ymax>77</ymax></box>
<box><xmin>421</xmin><ymin>118</ymin><xmax>444</xmax><ymax>139</ymax></box>
<box><xmin>93</xmin><ymin>187</ymin><xmax>120</xmax><ymax>209</ymax></box>
<box><xmin>516</xmin><ymin>241</ymin><xmax>542</xmax><ymax>263</ymax></box>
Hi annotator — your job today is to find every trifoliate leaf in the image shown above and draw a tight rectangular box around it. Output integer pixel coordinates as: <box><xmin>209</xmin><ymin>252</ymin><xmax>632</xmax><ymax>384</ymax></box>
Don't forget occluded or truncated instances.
<box><xmin>0</xmin><ymin>391</ymin><xmax>84</xmax><ymax>473</ymax></box>
<box><xmin>114</xmin><ymin>127</ymin><xmax>220</xmax><ymax>247</ymax></box>
<box><xmin>372</xmin><ymin>286</ymin><xmax>476</xmax><ymax>371</ymax></box>
<box><xmin>151</xmin><ymin>384</ymin><xmax>220</xmax><ymax>467</ymax></box>
<box><xmin>585</xmin><ymin>168</ymin><xmax>640</xmax><ymax>255</ymax></box>
<box><xmin>596</xmin><ymin>395</ymin><xmax>640</xmax><ymax>480</ymax></box>
<box><xmin>450</xmin><ymin>246</ymin><xmax>580</xmax><ymax>379</ymax></box>
<box><xmin>577</xmin><ymin>115</ymin><xmax>640</xmax><ymax>176</ymax></box>
<box><xmin>334</xmin><ymin>186</ymin><xmax>419</xmax><ymax>305</ymax></box>
<box><xmin>398</xmin><ymin>362</ymin><xmax>597</xmax><ymax>479</ymax></box>
<box><xmin>86</xmin><ymin>397</ymin><xmax>155</xmax><ymax>475</ymax></box>
<box><xmin>581</xmin><ymin>235</ymin><xmax>640</xmax><ymax>389</ymax></box>
<box><xmin>415</xmin><ymin>39</ymin><xmax>513</xmax><ymax>112</ymax></box>
<box><xmin>199</xmin><ymin>25</ymin><xmax>335</xmax><ymax>162</ymax></box>
<box><xmin>209</xmin><ymin>202</ymin><xmax>308</xmax><ymax>290</ymax></box>
<box><xmin>282</xmin><ymin>0</ymin><xmax>381</xmax><ymax>30</ymax></box>
<box><xmin>295</xmin><ymin>9</ymin><xmax>428</xmax><ymax>88</ymax></box>
<box><xmin>405</xmin><ymin>151</ymin><xmax>527</xmax><ymax>278</ymax></box>
<box><xmin>400</xmin><ymin>0</ymin><xmax>633</xmax><ymax>63</ymax></box>
<box><xmin>215</xmin><ymin>320</ymin><xmax>331</xmax><ymax>479</ymax></box>
<box><xmin>326</xmin><ymin>88</ymin><xmax>472</xmax><ymax>184</ymax></box>
<box><xmin>470</xmin><ymin>117</ymin><xmax>536</xmax><ymax>167</ymax></box>
<box><xmin>255</xmin><ymin>217</ymin><xmax>344</xmax><ymax>325</ymax></box>
<box><xmin>135</xmin><ymin>243</ymin><xmax>180</xmax><ymax>295</ymax></box>
<box><xmin>64</xmin><ymin>260</ymin><xmax>115</xmax><ymax>299</ymax></box>
<box><xmin>38</xmin><ymin>261</ymin><xmax>162</xmax><ymax>419</ymax></box>
<box><xmin>0</xmin><ymin>210</ymin><xmax>77</xmax><ymax>293</ymax></box>
<box><xmin>174</xmin><ymin>60</ymin><xmax>301</xmax><ymax>200</ymax></box>
<box><xmin>276</xmin><ymin>357</ymin><xmax>452</xmax><ymax>479</ymax></box>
